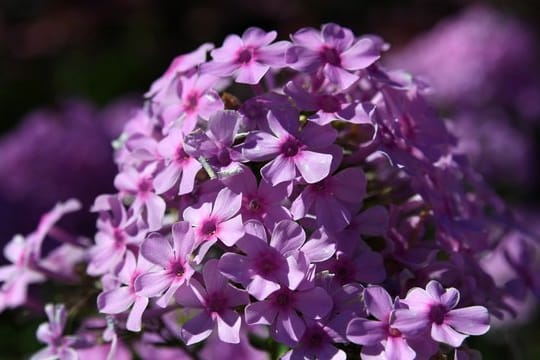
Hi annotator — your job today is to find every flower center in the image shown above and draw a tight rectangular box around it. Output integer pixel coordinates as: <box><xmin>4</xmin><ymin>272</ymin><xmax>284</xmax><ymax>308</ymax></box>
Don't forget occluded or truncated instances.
<box><xmin>321</xmin><ymin>46</ymin><xmax>341</xmax><ymax>66</ymax></box>
<box><xmin>280</xmin><ymin>137</ymin><xmax>302</xmax><ymax>157</ymax></box>
<box><xmin>206</xmin><ymin>292</ymin><xmax>227</xmax><ymax>314</ymax></box>
<box><xmin>175</xmin><ymin>146</ymin><xmax>190</xmax><ymax>163</ymax></box>
<box><xmin>138</xmin><ymin>178</ymin><xmax>152</xmax><ymax>193</ymax></box>
<box><xmin>306</xmin><ymin>328</ymin><xmax>326</xmax><ymax>349</ymax></box>
<box><xmin>254</xmin><ymin>250</ymin><xmax>281</xmax><ymax>276</ymax></box>
<box><xmin>113</xmin><ymin>228</ymin><xmax>125</xmax><ymax>247</ymax></box>
<box><xmin>428</xmin><ymin>304</ymin><xmax>447</xmax><ymax>325</ymax></box>
<box><xmin>184</xmin><ymin>92</ymin><xmax>199</xmax><ymax>113</ymax></box>
<box><xmin>332</xmin><ymin>257</ymin><xmax>353</xmax><ymax>283</ymax></box>
<box><xmin>248</xmin><ymin>198</ymin><xmax>261</xmax><ymax>212</ymax></box>
<box><xmin>216</xmin><ymin>148</ymin><xmax>232</xmax><ymax>166</ymax></box>
<box><xmin>273</xmin><ymin>289</ymin><xmax>294</xmax><ymax>309</ymax></box>
<box><xmin>200</xmin><ymin>219</ymin><xmax>218</xmax><ymax>239</ymax></box>
<box><xmin>236</xmin><ymin>47</ymin><xmax>254</xmax><ymax>64</ymax></box>
<box><xmin>388</xmin><ymin>327</ymin><xmax>402</xmax><ymax>337</ymax></box>
<box><xmin>169</xmin><ymin>260</ymin><xmax>185</xmax><ymax>277</ymax></box>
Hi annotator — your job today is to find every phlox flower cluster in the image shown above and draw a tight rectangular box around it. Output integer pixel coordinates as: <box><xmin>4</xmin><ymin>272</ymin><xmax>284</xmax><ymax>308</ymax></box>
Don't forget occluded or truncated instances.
<box><xmin>2</xmin><ymin>23</ymin><xmax>538</xmax><ymax>359</ymax></box>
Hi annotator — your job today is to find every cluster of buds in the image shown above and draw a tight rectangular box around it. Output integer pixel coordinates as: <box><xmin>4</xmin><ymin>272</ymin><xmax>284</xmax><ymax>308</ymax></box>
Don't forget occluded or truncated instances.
<box><xmin>2</xmin><ymin>23</ymin><xmax>538</xmax><ymax>360</ymax></box>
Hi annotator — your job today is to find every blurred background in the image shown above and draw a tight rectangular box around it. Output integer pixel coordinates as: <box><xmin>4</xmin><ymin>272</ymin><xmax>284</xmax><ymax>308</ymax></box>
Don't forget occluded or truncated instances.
<box><xmin>1</xmin><ymin>0</ymin><xmax>539</xmax><ymax>358</ymax></box>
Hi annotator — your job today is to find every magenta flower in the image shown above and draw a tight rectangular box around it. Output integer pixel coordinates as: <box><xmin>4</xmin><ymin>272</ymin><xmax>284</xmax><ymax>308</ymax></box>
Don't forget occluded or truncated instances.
<box><xmin>135</xmin><ymin>221</ymin><xmax>196</xmax><ymax>308</ymax></box>
<box><xmin>32</xmin><ymin>304</ymin><xmax>78</xmax><ymax>360</ymax></box>
<box><xmin>219</xmin><ymin>220</ymin><xmax>309</xmax><ymax>300</ymax></box>
<box><xmin>0</xmin><ymin>199</ymin><xmax>81</xmax><ymax>311</ymax></box>
<box><xmin>114</xmin><ymin>165</ymin><xmax>166</xmax><ymax>231</ymax></box>
<box><xmin>284</xmin><ymin>78</ymin><xmax>374</xmax><ymax>126</ymax></box>
<box><xmin>245</xmin><ymin>285</ymin><xmax>333</xmax><ymax>346</ymax></box>
<box><xmin>88</xmin><ymin>195</ymin><xmax>146</xmax><ymax>276</ymax></box>
<box><xmin>97</xmin><ymin>250</ymin><xmax>155</xmax><ymax>332</ymax></box>
<box><xmin>175</xmin><ymin>259</ymin><xmax>249</xmax><ymax>345</ymax></box>
<box><xmin>184</xmin><ymin>110</ymin><xmax>244</xmax><ymax>176</ymax></box>
<box><xmin>243</xmin><ymin>110</ymin><xmax>339</xmax><ymax>185</ymax></box>
<box><xmin>202</xmin><ymin>27</ymin><xmax>289</xmax><ymax>84</ymax></box>
<box><xmin>282</xmin><ymin>320</ymin><xmax>346</xmax><ymax>360</ymax></box>
<box><xmin>152</xmin><ymin>130</ymin><xmax>202</xmax><ymax>195</ymax></box>
<box><xmin>347</xmin><ymin>286</ymin><xmax>437</xmax><ymax>360</ymax></box>
<box><xmin>183</xmin><ymin>187</ymin><xmax>244</xmax><ymax>262</ymax></box>
<box><xmin>225</xmin><ymin>168</ymin><xmax>291</xmax><ymax>228</ymax></box>
<box><xmin>291</xmin><ymin>167</ymin><xmax>367</xmax><ymax>231</ymax></box>
<box><xmin>161</xmin><ymin>73</ymin><xmax>223</xmax><ymax>134</ymax></box>
<box><xmin>393</xmin><ymin>280</ymin><xmax>491</xmax><ymax>347</ymax></box>
<box><xmin>286</xmin><ymin>23</ymin><xmax>380</xmax><ymax>89</ymax></box>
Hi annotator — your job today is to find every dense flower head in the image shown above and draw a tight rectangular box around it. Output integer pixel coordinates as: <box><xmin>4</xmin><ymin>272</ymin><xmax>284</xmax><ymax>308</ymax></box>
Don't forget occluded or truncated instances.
<box><xmin>2</xmin><ymin>23</ymin><xmax>538</xmax><ymax>359</ymax></box>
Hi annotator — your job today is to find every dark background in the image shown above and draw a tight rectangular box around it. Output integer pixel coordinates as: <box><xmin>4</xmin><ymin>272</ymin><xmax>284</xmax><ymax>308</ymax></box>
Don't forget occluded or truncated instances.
<box><xmin>2</xmin><ymin>0</ymin><xmax>538</xmax><ymax>134</ymax></box>
<box><xmin>1</xmin><ymin>0</ymin><xmax>539</xmax><ymax>358</ymax></box>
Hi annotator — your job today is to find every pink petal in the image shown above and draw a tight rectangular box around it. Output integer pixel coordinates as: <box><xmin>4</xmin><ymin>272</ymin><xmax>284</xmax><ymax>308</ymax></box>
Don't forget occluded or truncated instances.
<box><xmin>262</xmin><ymin>155</ymin><xmax>296</xmax><ymax>185</ymax></box>
<box><xmin>145</xmin><ymin>194</ymin><xmax>166</xmax><ymax>231</ymax></box>
<box><xmin>340</xmin><ymin>37</ymin><xmax>380</xmax><ymax>70</ymax></box>
<box><xmin>141</xmin><ymin>233</ymin><xmax>173</xmax><ymax>268</ymax></box>
<box><xmin>295</xmin><ymin>150</ymin><xmax>333</xmax><ymax>184</ymax></box>
<box><xmin>181</xmin><ymin>311</ymin><xmax>214</xmax><ymax>345</ymax></box>
<box><xmin>97</xmin><ymin>287</ymin><xmax>134</xmax><ymax>314</ymax></box>
<box><xmin>385</xmin><ymin>335</ymin><xmax>416</xmax><ymax>360</ymax></box>
<box><xmin>247</xmin><ymin>274</ymin><xmax>280</xmax><ymax>301</ymax></box>
<box><xmin>363</xmin><ymin>286</ymin><xmax>393</xmax><ymax>321</ymax></box>
<box><xmin>218</xmin><ymin>253</ymin><xmax>251</xmax><ymax>285</ymax></box>
<box><xmin>295</xmin><ymin>286</ymin><xmax>333</xmax><ymax>319</ymax></box>
<box><xmin>346</xmin><ymin>318</ymin><xmax>386</xmax><ymax>345</ymax></box>
<box><xmin>202</xmin><ymin>259</ymin><xmax>227</xmax><ymax>293</ymax></box>
<box><xmin>216</xmin><ymin>309</ymin><xmax>242</xmax><ymax>344</ymax></box>
<box><xmin>245</xmin><ymin>300</ymin><xmax>278</xmax><ymax>325</ymax></box>
<box><xmin>431</xmin><ymin>323</ymin><xmax>468</xmax><ymax>347</ymax></box>
<box><xmin>270</xmin><ymin>220</ymin><xmax>305</xmax><ymax>255</ymax></box>
<box><xmin>126</xmin><ymin>296</ymin><xmax>149</xmax><ymax>332</ymax></box>
<box><xmin>236</xmin><ymin>62</ymin><xmax>270</xmax><ymax>84</ymax></box>
<box><xmin>445</xmin><ymin>306</ymin><xmax>490</xmax><ymax>335</ymax></box>
<box><xmin>135</xmin><ymin>271</ymin><xmax>171</xmax><ymax>298</ymax></box>
<box><xmin>273</xmin><ymin>310</ymin><xmax>306</xmax><ymax>346</ymax></box>
<box><xmin>217</xmin><ymin>215</ymin><xmax>244</xmax><ymax>247</ymax></box>
<box><xmin>212</xmin><ymin>188</ymin><xmax>242</xmax><ymax>221</ymax></box>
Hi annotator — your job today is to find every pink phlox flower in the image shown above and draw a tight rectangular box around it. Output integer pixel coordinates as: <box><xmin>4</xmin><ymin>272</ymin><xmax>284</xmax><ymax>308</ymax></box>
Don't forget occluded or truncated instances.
<box><xmin>202</xmin><ymin>27</ymin><xmax>290</xmax><ymax>84</ymax></box>
<box><xmin>152</xmin><ymin>130</ymin><xmax>202</xmax><ymax>195</ymax></box>
<box><xmin>98</xmin><ymin>250</ymin><xmax>156</xmax><ymax>332</ymax></box>
<box><xmin>114</xmin><ymin>164</ymin><xmax>166</xmax><ymax>231</ymax></box>
<box><xmin>285</xmin><ymin>77</ymin><xmax>374</xmax><ymax>126</ymax></box>
<box><xmin>175</xmin><ymin>259</ymin><xmax>249</xmax><ymax>345</ymax></box>
<box><xmin>392</xmin><ymin>280</ymin><xmax>490</xmax><ymax>347</ymax></box>
<box><xmin>244</xmin><ymin>282</ymin><xmax>333</xmax><ymax>347</ymax></box>
<box><xmin>32</xmin><ymin>303</ymin><xmax>79</xmax><ymax>360</ymax></box>
<box><xmin>224</xmin><ymin>168</ymin><xmax>292</xmax><ymax>229</ymax></box>
<box><xmin>243</xmin><ymin>109</ymin><xmax>339</xmax><ymax>185</ymax></box>
<box><xmin>160</xmin><ymin>72</ymin><xmax>223</xmax><ymax>134</ymax></box>
<box><xmin>88</xmin><ymin>195</ymin><xmax>147</xmax><ymax>276</ymax></box>
<box><xmin>239</xmin><ymin>93</ymin><xmax>294</xmax><ymax>132</ymax></box>
<box><xmin>291</xmin><ymin>166</ymin><xmax>367</xmax><ymax>232</ymax></box>
<box><xmin>135</xmin><ymin>221</ymin><xmax>196</xmax><ymax>308</ymax></box>
<box><xmin>184</xmin><ymin>110</ymin><xmax>244</xmax><ymax>176</ymax></box>
<box><xmin>282</xmin><ymin>319</ymin><xmax>346</xmax><ymax>360</ymax></box>
<box><xmin>219</xmin><ymin>219</ymin><xmax>309</xmax><ymax>301</ymax></box>
<box><xmin>347</xmin><ymin>286</ymin><xmax>437</xmax><ymax>360</ymax></box>
<box><xmin>0</xmin><ymin>199</ymin><xmax>81</xmax><ymax>311</ymax></box>
<box><xmin>183</xmin><ymin>187</ymin><xmax>244</xmax><ymax>262</ymax></box>
<box><xmin>286</xmin><ymin>23</ymin><xmax>380</xmax><ymax>89</ymax></box>
<box><xmin>322</xmin><ymin>235</ymin><xmax>386</xmax><ymax>286</ymax></box>
<box><xmin>299</xmin><ymin>228</ymin><xmax>336</xmax><ymax>263</ymax></box>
